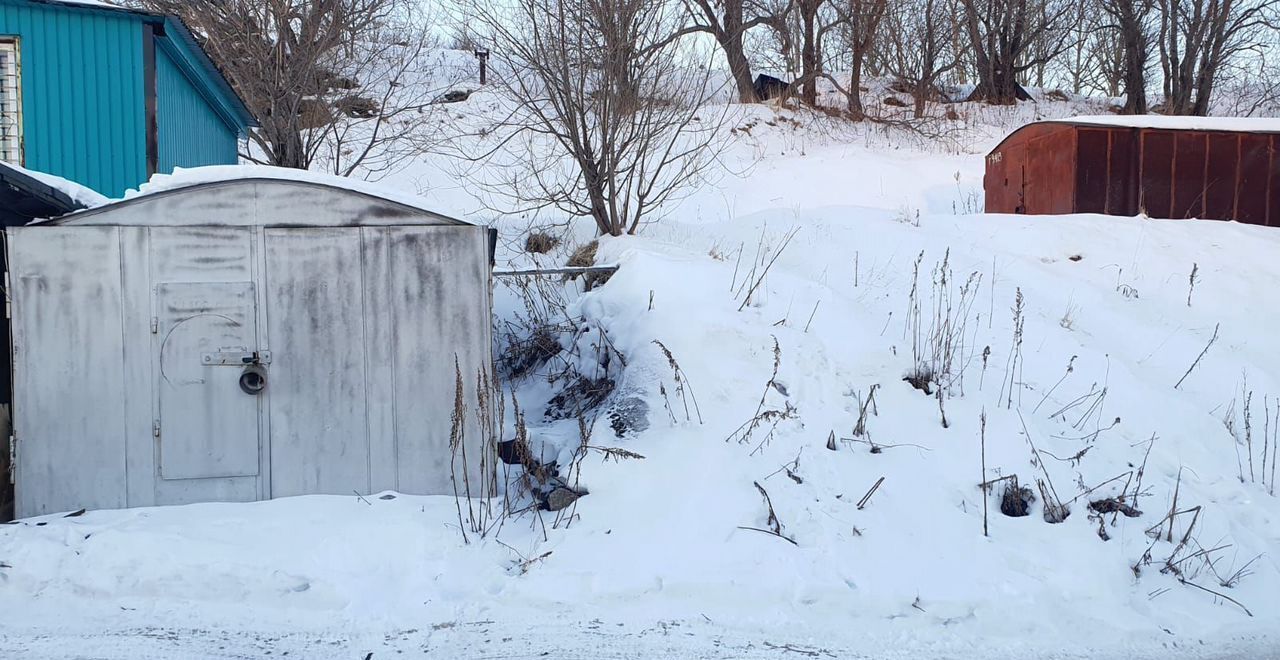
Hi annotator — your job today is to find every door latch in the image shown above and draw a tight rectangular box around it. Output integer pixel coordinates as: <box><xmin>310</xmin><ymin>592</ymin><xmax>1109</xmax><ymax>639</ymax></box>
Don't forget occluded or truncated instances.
<box><xmin>201</xmin><ymin>350</ymin><xmax>272</xmax><ymax>366</ymax></box>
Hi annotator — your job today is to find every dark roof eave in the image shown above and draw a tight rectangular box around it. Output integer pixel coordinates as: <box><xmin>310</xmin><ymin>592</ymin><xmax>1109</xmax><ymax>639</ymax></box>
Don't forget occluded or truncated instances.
<box><xmin>162</xmin><ymin>16</ymin><xmax>259</xmax><ymax>129</ymax></box>
<box><xmin>0</xmin><ymin>164</ymin><xmax>90</xmax><ymax>227</ymax></box>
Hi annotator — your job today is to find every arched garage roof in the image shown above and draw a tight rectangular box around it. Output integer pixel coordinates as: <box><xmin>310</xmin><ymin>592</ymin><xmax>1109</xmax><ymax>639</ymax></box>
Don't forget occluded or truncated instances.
<box><xmin>42</xmin><ymin>166</ymin><xmax>474</xmax><ymax>227</ymax></box>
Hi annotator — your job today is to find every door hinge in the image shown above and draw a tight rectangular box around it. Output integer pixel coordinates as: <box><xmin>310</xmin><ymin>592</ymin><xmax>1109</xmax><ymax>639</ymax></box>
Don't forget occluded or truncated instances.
<box><xmin>150</xmin><ymin>317</ymin><xmax>159</xmax><ymax>334</ymax></box>
<box><xmin>152</xmin><ymin>420</ymin><xmax>161</xmax><ymax>438</ymax></box>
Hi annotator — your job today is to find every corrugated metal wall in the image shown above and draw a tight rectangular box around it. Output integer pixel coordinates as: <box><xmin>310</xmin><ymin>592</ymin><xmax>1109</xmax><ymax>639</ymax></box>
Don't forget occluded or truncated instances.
<box><xmin>0</xmin><ymin>1</ymin><xmax>146</xmax><ymax>196</ymax></box>
<box><xmin>988</xmin><ymin>122</ymin><xmax>1280</xmax><ymax>226</ymax></box>
<box><xmin>155</xmin><ymin>43</ymin><xmax>239</xmax><ymax>173</ymax></box>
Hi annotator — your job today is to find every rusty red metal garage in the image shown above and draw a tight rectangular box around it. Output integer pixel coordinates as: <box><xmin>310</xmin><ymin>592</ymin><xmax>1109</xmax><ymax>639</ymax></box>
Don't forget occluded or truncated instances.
<box><xmin>984</xmin><ymin>116</ymin><xmax>1280</xmax><ymax>225</ymax></box>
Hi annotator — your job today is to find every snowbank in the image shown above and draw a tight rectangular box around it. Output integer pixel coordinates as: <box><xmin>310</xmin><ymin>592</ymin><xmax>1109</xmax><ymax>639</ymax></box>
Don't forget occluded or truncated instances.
<box><xmin>3</xmin><ymin>92</ymin><xmax>1280</xmax><ymax>659</ymax></box>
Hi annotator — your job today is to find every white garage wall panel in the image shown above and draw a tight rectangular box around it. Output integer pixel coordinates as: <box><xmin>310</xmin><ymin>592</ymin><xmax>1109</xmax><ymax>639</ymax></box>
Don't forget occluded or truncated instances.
<box><xmin>9</xmin><ymin>227</ymin><xmax>129</xmax><ymax>517</ymax></box>
<box><xmin>7</xmin><ymin>178</ymin><xmax>493</xmax><ymax>518</ymax></box>
<box><xmin>265</xmin><ymin>229</ymin><xmax>371</xmax><ymax>498</ymax></box>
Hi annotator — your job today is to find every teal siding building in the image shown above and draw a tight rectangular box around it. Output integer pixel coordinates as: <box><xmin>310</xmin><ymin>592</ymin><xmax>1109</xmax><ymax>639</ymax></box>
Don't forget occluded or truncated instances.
<box><xmin>0</xmin><ymin>0</ymin><xmax>255</xmax><ymax>197</ymax></box>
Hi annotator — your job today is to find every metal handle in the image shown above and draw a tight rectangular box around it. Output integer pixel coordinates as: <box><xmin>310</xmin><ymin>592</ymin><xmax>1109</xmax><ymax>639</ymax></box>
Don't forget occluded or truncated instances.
<box><xmin>239</xmin><ymin>365</ymin><xmax>267</xmax><ymax>395</ymax></box>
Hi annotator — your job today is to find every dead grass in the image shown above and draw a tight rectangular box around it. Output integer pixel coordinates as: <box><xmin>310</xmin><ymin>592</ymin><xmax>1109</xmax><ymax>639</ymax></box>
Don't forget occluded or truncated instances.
<box><xmin>524</xmin><ymin>231</ymin><xmax>561</xmax><ymax>254</ymax></box>
<box><xmin>566</xmin><ymin>240</ymin><xmax>612</xmax><ymax>290</ymax></box>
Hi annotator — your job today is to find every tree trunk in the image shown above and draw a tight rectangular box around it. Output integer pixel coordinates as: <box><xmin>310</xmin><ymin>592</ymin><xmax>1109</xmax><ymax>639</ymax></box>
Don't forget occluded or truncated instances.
<box><xmin>1120</xmin><ymin>25</ymin><xmax>1148</xmax><ymax>114</ymax></box>
<box><xmin>912</xmin><ymin>81</ymin><xmax>929</xmax><ymax>118</ymax></box>
<box><xmin>720</xmin><ymin>25</ymin><xmax>758</xmax><ymax>102</ymax></box>
<box><xmin>1112</xmin><ymin>0</ymin><xmax>1150</xmax><ymax>114</ymax></box>
<box><xmin>800</xmin><ymin>0</ymin><xmax>820</xmax><ymax>105</ymax></box>
<box><xmin>847</xmin><ymin>59</ymin><xmax>865</xmax><ymax>117</ymax></box>
<box><xmin>968</xmin><ymin>58</ymin><xmax>1030</xmax><ymax>104</ymax></box>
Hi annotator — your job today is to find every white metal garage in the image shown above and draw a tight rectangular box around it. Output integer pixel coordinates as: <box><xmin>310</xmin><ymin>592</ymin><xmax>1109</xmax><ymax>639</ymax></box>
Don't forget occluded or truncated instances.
<box><xmin>6</xmin><ymin>169</ymin><xmax>495</xmax><ymax>517</ymax></box>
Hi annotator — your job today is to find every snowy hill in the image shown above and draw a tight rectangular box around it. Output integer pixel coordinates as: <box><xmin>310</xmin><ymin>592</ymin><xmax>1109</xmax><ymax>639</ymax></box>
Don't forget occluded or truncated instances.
<box><xmin>3</xmin><ymin>95</ymin><xmax>1280</xmax><ymax>659</ymax></box>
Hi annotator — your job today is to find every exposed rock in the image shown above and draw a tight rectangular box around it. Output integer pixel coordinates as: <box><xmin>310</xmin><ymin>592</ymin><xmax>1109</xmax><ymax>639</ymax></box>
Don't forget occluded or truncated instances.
<box><xmin>542</xmin><ymin>485</ymin><xmax>587</xmax><ymax>512</ymax></box>
<box><xmin>608</xmin><ymin>396</ymin><xmax>650</xmax><ymax>438</ymax></box>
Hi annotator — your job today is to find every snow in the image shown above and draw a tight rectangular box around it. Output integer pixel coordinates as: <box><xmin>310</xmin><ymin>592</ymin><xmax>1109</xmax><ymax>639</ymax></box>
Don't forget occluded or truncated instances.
<box><xmin>89</xmin><ymin>164</ymin><xmax>475</xmax><ymax>221</ymax></box>
<box><xmin>1058</xmin><ymin>114</ymin><xmax>1280</xmax><ymax>133</ymax></box>
<box><xmin>34</xmin><ymin>0</ymin><xmax>135</xmax><ymax>11</ymax></box>
<box><xmin>4</xmin><ymin>94</ymin><xmax>1280</xmax><ymax>658</ymax></box>
<box><xmin>2</xmin><ymin>162</ymin><xmax>109</xmax><ymax>210</ymax></box>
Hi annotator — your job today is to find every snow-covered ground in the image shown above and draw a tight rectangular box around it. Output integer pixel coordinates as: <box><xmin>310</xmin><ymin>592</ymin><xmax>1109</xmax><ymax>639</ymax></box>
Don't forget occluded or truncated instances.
<box><xmin>4</xmin><ymin>94</ymin><xmax>1280</xmax><ymax>659</ymax></box>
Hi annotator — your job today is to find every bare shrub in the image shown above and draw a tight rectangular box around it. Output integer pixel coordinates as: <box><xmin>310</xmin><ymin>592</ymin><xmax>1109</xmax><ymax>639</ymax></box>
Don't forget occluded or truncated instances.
<box><xmin>462</xmin><ymin>0</ymin><xmax>730</xmax><ymax>236</ymax></box>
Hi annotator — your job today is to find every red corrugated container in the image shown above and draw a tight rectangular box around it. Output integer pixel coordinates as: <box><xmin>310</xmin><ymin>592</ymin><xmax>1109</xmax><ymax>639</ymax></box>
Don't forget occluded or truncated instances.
<box><xmin>985</xmin><ymin>117</ymin><xmax>1280</xmax><ymax>225</ymax></box>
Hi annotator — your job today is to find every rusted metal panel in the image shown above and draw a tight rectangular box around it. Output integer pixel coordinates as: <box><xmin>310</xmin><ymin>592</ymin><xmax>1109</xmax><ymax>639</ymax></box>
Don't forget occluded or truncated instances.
<box><xmin>1024</xmin><ymin>126</ymin><xmax>1076</xmax><ymax>215</ymax></box>
<box><xmin>984</xmin><ymin>122</ymin><xmax>1064</xmax><ymax>214</ymax></box>
<box><xmin>1270</xmin><ymin>135</ymin><xmax>1280</xmax><ymax>226</ymax></box>
<box><xmin>1237</xmin><ymin>134</ymin><xmax>1270</xmax><ymax>225</ymax></box>
<box><xmin>1106</xmin><ymin>129</ymin><xmax>1138</xmax><ymax>215</ymax></box>
<box><xmin>1172</xmin><ymin>132</ymin><xmax>1208</xmax><ymax>218</ymax></box>
<box><xmin>987</xmin><ymin>120</ymin><xmax>1279</xmax><ymax>225</ymax></box>
<box><xmin>1075</xmin><ymin>129</ymin><xmax>1109</xmax><ymax>214</ymax></box>
<box><xmin>1140</xmin><ymin>131</ymin><xmax>1175</xmax><ymax>218</ymax></box>
<box><xmin>1204</xmin><ymin>133</ymin><xmax>1239</xmax><ymax>220</ymax></box>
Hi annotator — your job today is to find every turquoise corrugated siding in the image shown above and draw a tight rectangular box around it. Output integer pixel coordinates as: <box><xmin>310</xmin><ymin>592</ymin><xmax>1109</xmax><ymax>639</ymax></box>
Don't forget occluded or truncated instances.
<box><xmin>156</xmin><ymin>42</ymin><xmax>238</xmax><ymax>172</ymax></box>
<box><xmin>0</xmin><ymin>1</ymin><xmax>146</xmax><ymax>196</ymax></box>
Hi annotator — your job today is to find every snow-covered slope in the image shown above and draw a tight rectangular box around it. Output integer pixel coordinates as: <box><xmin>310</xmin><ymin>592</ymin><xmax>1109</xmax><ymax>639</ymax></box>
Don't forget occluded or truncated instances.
<box><xmin>3</xmin><ymin>97</ymin><xmax>1280</xmax><ymax>659</ymax></box>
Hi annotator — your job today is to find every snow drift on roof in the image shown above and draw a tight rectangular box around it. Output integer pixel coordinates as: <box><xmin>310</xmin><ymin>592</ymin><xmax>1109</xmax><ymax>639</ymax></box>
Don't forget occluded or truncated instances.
<box><xmin>11</xmin><ymin>164</ymin><xmax>109</xmax><ymax>209</ymax></box>
<box><xmin>109</xmin><ymin>164</ymin><xmax>463</xmax><ymax>218</ymax></box>
<box><xmin>1062</xmin><ymin>114</ymin><xmax>1280</xmax><ymax>133</ymax></box>
<box><xmin>34</xmin><ymin>0</ymin><xmax>137</xmax><ymax>11</ymax></box>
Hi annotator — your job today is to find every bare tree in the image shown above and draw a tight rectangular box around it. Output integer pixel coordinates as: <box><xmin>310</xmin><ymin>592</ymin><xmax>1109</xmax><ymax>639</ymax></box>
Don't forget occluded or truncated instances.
<box><xmin>464</xmin><ymin>0</ymin><xmax>728</xmax><ymax>236</ymax></box>
<box><xmin>1155</xmin><ymin>0</ymin><xmax>1279</xmax><ymax>116</ymax></box>
<box><xmin>681</xmin><ymin>0</ymin><xmax>787</xmax><ymax>102</ymax></box>
<box><xmin>147</xmin><ymin>0</ymin><xmax>455</xmax><ymax>178</ymax></box>
<box><xmin>796</xmin><ymin>0</ymin><xmax>830</xmax><ymax>104</ymax></box>
<box><xmin>1214</xmin><ymin>43</ymin><xmax>1280</xmax><ymax>115</ymax></box>
<box><xmin>1083</xmin><ymin>14</ymin><xmax>1127</xmax><ymax>96</ymax></box>
<box><xmin>1099</xmin><ymin>0</ymin><xmax>1156</xmax><ymax>113</ymax></box>
<box><xmin>880</xmin><ymin>0</ymin><xmax>960</xmax><ymax>117</ymax></box>
<box><xmin>959</xmin><ymin>0</ymin><xmax>1074</xmax><ymax>103</ymax></box>
<box><xmin>827</xmin><ymin>0</ymin><xmax>889</xmax><ymax>117</ymax></box>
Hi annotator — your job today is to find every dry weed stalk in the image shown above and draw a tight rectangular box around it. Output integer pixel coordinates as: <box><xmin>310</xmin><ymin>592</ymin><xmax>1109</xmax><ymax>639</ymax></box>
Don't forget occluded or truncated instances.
<box><xmin>903</xmin><ymin>249</ymin><xmax>982</xmax><ymax>400</ymax></box>
<box><xmin>740</xmin><ymin>481</ymin><xmax>797</xmax><ymax>545</ymax></box>
<box><xmin>851</xmin><ymin>384</ymin><xmax>880</xmax><ymax>437</ymax></box>
<box><xmin>1016</xmin><ymin>410</ymin><xmax>1068</xmax><ymax>523</ymax></box>
<box><xmin>999</xmin><ymin>288</ymin><xmax>1026</xmax><ymax>410</ymax></box>
<box><xmin>449</xmin><ymin>359</ymin><xmax>503</xmax><ymax>543</ymax></box>
<box><xmin>726</xmin><ymin>338</ymin><xmax>797</xmax><ymax>455</ymax></box>
<box><xmin>1174</xmin><ymin>323</ymin><xmax>1219</xmax><ymax>390</ymax></box>
<box><xmin>736</xmin><ymin>227</ymin><xmax>800</xmax><ymax>312</ymax></box>
<box><xmin>653</xmin><ymin>340</ymin><xmax>703</xmax><ymax>424</ymax></box>
<box><xmin>857</xmin><ymin>477</ymin><xmax>886</xmax><ymax>510</ymax></box>
<box><xmin>1187</xmin><ymin>262</ymin><xmax>1199</xmax><ymax>307</ymax></box>
<box><xmin>980</xmin><ymin>411</ymin><xmax>988</xmax><ymax>536</ymax></box>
